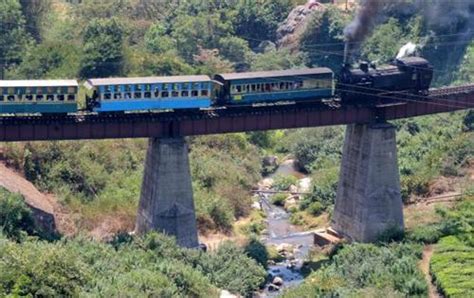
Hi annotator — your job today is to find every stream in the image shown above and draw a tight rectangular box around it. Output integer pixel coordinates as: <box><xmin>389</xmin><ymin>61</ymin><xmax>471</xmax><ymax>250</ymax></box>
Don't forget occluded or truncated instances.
<box><xmin>258</xmin><ymin>159</ymin><xmax>314</xmax><ymax>296</ymax></box>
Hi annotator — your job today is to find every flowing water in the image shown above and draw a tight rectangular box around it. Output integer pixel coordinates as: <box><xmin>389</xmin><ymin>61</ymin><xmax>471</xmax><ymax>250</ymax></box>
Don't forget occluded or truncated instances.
<box><xmin>258</xmin><ymin>160</ymin><xmax>314</xmax><ymax>296</ymax></box>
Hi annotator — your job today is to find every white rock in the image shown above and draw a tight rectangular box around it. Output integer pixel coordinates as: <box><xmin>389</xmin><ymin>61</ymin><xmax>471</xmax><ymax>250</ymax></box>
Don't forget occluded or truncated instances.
<box><xmin>220</xmin><ymin>290</ymin><xmax>238</xmax><ymax>298</ymax></box>
<box><xmin>251</xmin><ymin>201</ymin><xmax>261</xmax><ymax>210</ymax></box>
<box><xmin>298</xmin><ymin>177</ymin><xmax>312</xmax><ymax>193</ymax></box>
<box><xmin>272</xmin><ymin>276</ymin><xmax>284</xmax><ymax>286</ymax></box>
<box><xmin>289</xmin><ymin>184</ymin><xmax>299</xmax><ymax>193</ymax></box>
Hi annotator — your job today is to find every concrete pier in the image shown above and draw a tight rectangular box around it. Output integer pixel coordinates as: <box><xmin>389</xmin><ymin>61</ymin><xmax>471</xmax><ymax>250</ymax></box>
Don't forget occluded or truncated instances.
<box><xmin>332</xmin><ymin>123</ymin><xmax>404</xmax><ymax>242</ymax></box>
<box><xmin>136</xmin><ymin>137</ymin><xmax>199</xmax><ymax>248</ymax></box>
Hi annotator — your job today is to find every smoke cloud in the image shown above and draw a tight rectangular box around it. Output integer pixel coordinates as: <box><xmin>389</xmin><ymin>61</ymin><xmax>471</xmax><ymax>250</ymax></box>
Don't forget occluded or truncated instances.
<box><xmin>343</xmin><ymin>0</ymin><xmax>383</xmax><ymax>61</ymax></box>
<box><xmin>343</xmin><ymin>0</ymin><xmax>474</xmax><ymax>62</ymax></box>
<box><xmin>396</xmin><ymin>42</ymin><xmax>418</xmax><ymax>59</ymax></box>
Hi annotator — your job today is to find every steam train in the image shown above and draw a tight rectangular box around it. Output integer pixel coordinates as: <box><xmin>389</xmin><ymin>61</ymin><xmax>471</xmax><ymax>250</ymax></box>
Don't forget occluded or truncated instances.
<box><xmin>0</xmin><ymin>57</ymin><xmax>433</xmax><ymax>115</ymax></box>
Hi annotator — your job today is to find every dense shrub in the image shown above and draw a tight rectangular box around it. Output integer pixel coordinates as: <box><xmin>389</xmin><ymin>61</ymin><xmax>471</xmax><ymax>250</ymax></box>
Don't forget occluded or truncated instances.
<box><xmin>283</xmin><ymin>243</ymin><xmax>427</xmax><ymax>297</ymax></box>
<box><xmin>0</xmin><ymin>232</ymin><xmax>266</xmax><ymax>297</ymax></box>
<box><xmin>271</xmin><ymin>193</ymin><xmax>287</xmax><ymax>206</ymax></box>
<box><xmin>244</xmin><ymin>237</ymin><xmax>269</xmax><ymax>269</ymax></box>
<box><xmin>273</xmin><ymin>175</ymin><xmax>298</xmax><ymax>191</ymax></box>
<box><xmin>0</xmin><ymin>188</ymin><xmax>36</xmax><ymax>241</ymax></box>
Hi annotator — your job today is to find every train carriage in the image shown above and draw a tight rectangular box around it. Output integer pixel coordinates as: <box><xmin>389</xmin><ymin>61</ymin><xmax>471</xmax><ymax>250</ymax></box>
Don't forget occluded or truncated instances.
<box><xmin>214</xmin><ymin>68</ymin><xmax>334</xmax><ymax>105</ymax></box>
<box><xmin>0</xmin><ymin>80</ymin><xmax>78</xmax><ymax>114</ymax></box>
<box><xmin>84</xmin><ymin>75</ymin><xmax>213</xmax><ymax>112</ymax></box>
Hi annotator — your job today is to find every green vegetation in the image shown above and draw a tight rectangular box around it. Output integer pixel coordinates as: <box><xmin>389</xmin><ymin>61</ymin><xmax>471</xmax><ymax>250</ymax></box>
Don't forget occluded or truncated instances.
<box><xmin>0</xmin><ymin>188</ymin><xmax>37</xmax><ymax>241</ymax></box>
<box><xmin>0</xmin><ymin>231</ymin><xmax>266</xmax><ymax>297</ymax></box>
<box><xmin>431</xmin><ymin>236</ymin><xmax>474</xmax><ymax>297</ymax></box>
<box><xmin>283</xmin><ymin>242</ymin><xmax>427</xmax><ymax>297</ymax></box>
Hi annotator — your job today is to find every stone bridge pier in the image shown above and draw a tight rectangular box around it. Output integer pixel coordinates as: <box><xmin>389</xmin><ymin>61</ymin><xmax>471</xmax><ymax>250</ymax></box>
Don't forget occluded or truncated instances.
<box><xmin>136</xmin><ymin>137</ymin><xmax>199</xmax><ymax>248</ymax></box>
<box><xmin>332</xmin><ymin>123</ymin><xmax>404</xmax><ymax>242</ymax></box>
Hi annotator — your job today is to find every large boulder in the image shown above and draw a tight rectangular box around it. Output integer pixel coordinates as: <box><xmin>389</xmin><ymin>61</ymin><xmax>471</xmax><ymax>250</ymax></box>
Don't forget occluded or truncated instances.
<box><xmin>276</xmin><ymin>1</ymin><xmax>325</xmax><ymax>50</ymax></box>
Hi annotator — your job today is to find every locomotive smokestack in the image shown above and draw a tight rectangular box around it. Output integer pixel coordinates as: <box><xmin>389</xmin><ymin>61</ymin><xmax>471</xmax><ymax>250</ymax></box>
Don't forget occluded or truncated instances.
<box><xmin>343</xmin><ymin>42</ymin><xmax>349</xmax><ymax>65</ymax></box>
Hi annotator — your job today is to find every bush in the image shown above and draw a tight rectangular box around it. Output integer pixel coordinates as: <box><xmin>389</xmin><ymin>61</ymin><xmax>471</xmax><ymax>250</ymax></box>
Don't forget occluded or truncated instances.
<box><xmin>283</xmin><ymin>243</ymin><xmax>427</xmax><ymax>297</ymax></box>
<box><xmin>407</xmin><ymin>224</ymin><xmax>443</xmax><ymax>244</ymax></box>
<box><xmin>271</xmin><ymin>193</ymin><xmax>287</xmax><ymax>206</ymax></box>
<box><xmin>307</xmin><ymin>201</ymin><xmax>325</xmax><ymax>216</ymax></box>
<box><xmin>273</xmin><ymin>175</ymin><xmax>297</xmax><ymax>191</ymax></box>
<box><xmin>244</xmin><ymin>237</ymin><xmax>269</xmax><ymax>268</ymax></box>
<box><xmin>0</xmin><ymin>188</ymin><xmax>37</xmax><ymax>241</ymax></box>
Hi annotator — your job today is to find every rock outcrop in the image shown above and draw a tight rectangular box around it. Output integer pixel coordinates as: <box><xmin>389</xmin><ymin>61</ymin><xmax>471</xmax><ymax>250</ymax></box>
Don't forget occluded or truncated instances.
<box><xmin>276</xmin><ymin>1</ymin><xmax>325</xmax><ymax>50</ymax></box>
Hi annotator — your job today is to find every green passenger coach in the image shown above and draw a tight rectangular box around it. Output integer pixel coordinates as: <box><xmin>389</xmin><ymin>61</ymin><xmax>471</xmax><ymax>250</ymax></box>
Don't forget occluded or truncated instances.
<box><xmin>0</xmin><ymin>80</ymin><xmax>78</xmax><ymax>114</ymax></box>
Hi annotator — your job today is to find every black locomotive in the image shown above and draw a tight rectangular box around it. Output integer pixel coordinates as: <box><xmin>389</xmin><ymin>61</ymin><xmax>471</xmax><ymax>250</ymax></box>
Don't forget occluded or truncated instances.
<box><xmin>337</xmin><ymin>57</ymin><xmax>434</xmax><ymax>102</ymax></box>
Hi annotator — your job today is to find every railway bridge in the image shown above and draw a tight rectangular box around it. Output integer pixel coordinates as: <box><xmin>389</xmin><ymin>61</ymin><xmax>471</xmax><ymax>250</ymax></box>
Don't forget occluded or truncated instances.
<box><xmin>1</xmin><ymin>84</ymin><xmax>473</xmax><ymax>246</ymax></box>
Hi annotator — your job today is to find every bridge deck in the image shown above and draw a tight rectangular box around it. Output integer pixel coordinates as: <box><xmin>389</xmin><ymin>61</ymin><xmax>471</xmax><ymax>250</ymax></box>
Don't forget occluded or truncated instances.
<box><xmin>1</xmin><ymin>84</ymin><xmax>473</xmax><ymax>142</ymax></box>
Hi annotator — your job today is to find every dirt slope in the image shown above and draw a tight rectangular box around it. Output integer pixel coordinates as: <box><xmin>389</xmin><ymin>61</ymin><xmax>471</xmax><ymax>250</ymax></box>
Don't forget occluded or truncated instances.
<box><xmin>0</xmin><ymin>162</ymin><xmax>77</xmax><ymax>236</ymax></box>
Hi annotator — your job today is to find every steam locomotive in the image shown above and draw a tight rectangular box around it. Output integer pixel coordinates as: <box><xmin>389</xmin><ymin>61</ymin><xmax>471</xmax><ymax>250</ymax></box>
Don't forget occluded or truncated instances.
<box><xmin>0</xmin><ymin>57</ymin><xmax>433</xmax><ymax>115</ymax></box>
<box><xmin>337</xmin><ymin>57</ymin><xmax>433</xmax><ymax>101</ymax></box>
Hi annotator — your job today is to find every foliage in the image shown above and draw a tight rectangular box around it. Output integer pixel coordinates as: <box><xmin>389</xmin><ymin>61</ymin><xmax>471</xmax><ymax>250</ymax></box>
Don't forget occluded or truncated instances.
<box><xmin>0</xmin><ymin>0</ymin><xmax>34</xmax><ymax>71</ymax></box>
<box><xmin>300</xmin><ymin>6</ymin><xmax>350</xmax><ymax>69</ymax></box>
<box><xmin>0</xmin><ymin>232</ymin><xmax>266</xmax><ymax>297</ymax></box>
<box><xmin>283</xmin><ymin>242</ymin><xmax>427</xmax><ymax>297</ymax></box>
<box><xmin>79</xmin><ymin>18</ymin><xmax>125</xmax><ymax>78</ymax></box>
<box><xmin>244</xmin><ymin>237</ymin><xmax>269</xmax><ymax>268</ymax></box>
<box><xmin>273</xmin><ymin>175</ymin><xmax>298</xmax><ymax>192</ymax></box>
<box><xmin>0</xmin><ymin>188</ymin><xmax>36</xmax><ymax>241</ymax></box>
<box><xmin>307</xmin><ymin>201</ymin><xmax>324</xmax><ymax>216</ymax></box>
<box><xmin>271</xmin><ymin>193</ymin><xmax>288</xmax><ymax>207</ymax></box>
<box><xmin>430</xmin><ymin>236</ymin><xmax>474</xmax><ymax>297</ymax></box>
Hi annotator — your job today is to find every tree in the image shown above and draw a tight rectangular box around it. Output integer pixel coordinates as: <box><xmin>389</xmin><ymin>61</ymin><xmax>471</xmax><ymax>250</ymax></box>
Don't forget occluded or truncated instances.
<box><xmin>300</xmin><ymin>6</ymin><xmax>350</xmax><ymax>69</ymax></box>
<box><xmin>0</xmin><ymin>0</ymin><xmax>33</xmax><ymax>76</ymax></box>
<box><xmin>144</xmin><ymin>22</ymin><xmax>176</xmax><ymax>55</ymax></box>
<box><xmin>80</xmin><ymin>18</ymin><xmax>125</xmax><ymax>78</ymax></box>
<box><xmin>233</xmin><ymin>0</ymin><xmax>293</xmax><ymax>48</ymax></box>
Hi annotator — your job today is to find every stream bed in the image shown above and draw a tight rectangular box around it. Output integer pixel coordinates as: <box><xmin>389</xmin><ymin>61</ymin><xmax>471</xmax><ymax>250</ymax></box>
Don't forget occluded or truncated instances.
<box><xmin>258</xmin><ymin>160</ymin><xmax>314</xmax><ymax>296</ymax></box>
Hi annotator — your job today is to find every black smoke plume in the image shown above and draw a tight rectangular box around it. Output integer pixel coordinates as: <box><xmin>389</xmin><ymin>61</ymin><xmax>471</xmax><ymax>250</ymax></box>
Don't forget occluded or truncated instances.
<box><xmin>343</xmin><ymin>0</ymin><xmax>383</xmax><ymax>63</ymax></box>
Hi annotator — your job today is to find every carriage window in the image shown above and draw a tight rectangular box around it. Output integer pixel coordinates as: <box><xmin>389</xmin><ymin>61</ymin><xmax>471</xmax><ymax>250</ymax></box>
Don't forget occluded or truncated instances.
<box><xmin>162</xmin><ymin>91</ymin><xmax>169</xmax><ymax>97</ymax></box>
<box><xmin>105</xmin><ymin>85</ymin><xmax>111</xmax><ymax>93</ymax></box>
<box><xmin>236</xmin><ymin>85</ymin><xmax>242</xmax><ymax>93</ymax></box>
<box><xmin>264</xmin><ymin>84</ymin><xmax>271</xmax><ymax>92</ymax></box>
<box><xmin>104</xmin><ymin>93</ymin><xmax>112</xmax><ymax>100</ymax></box>
<box><xmin>47</xmin><ymin>95</ymin><xmax>54</xmax><ymax>101</ymax></box>
<box><xmin>144</xmin><ymin>92</ymin><xmax>151</xmax><ymax>98</ymax></box>
<box><xmin>295</xmin><ymin>81</ymin><xmax>303</xmax><ymax>89</ymax></box>
<box><xmin>251</xmin><ymin>84</ymin><xmax>256</xmax><ymax>92</ymax></box>
<box><xmin>26</xmin><ymin>95</ymin><xmax>33</xmax><ymax>101</ymax></box>
<box><xmin>134</xmin><ymin>92</ymin><xmax>142</xmax><ymax>99</ymax></box>
<box><xmin>0</xmin><ymin>96</ymin><xmax>3</xmax><ymax>101</ymax></box>
<box><xmin>163</xmin><ymin>84</ymin><xmax>169</xmax><ymax>91</ymax></box>
<box><xmin>181</xmin><ymin>90</ymin><xmax>189</xmax><ymax>97</ymax></box>
<box><xmin>114</xmin><ymin>93</ymin><xmax>122</xmax><ymax>100</ymax></box>
<box><xmin>136</xmin><ymin>85</ymin><xmax>143</xmax><ymax>92</ymax></box>
<box><xmin>154</xmin><ymin>90</ymin><xmax>160</xmax><ymax>98</ymax></box>
<box><xmin>172</xmin><ymin>91</ymin><xmax>179</xmax><ymax>97</ymax></box>
<box><xmin>280</xmin><ymin>82</ymin><xmax>285</xmax><ymax>90</ymax></box>
<box><xmin>36</xmin><ymin>95</ymin><xmax>44</xmax><ymax>101</ymax></box>
<box><xmin>190</xmin><ymin>90</ymin><xmax>198</xmax><ymax>97</ymax></box>
<box><xmin>68</xmin><ymin>87</ymin><xmax>75</xmax><ymax>94</ymax></box>
<box><xmin>67</xmin><ymin>94</ymin><xmax>76</xmax><ymax>101</ymax></box>
<box><xmin>57</xmin><ymin>95</ymin><xmax>65</xmax><ymax>101</ymax></box>
<box><xmin>125</xmin><ymin>85</ymin><xmax>131</xmax><ymax>92</ymax></box>
<box><xmin>201</xmin><ymin>90</ymin><xmax>209</xmax><ymax>96</ymax></box>
<box><xmin>145</xmin><ymin>84</ymin><xmax>151</xmax><ymax>92</ymax></box>
<box><xmin>7</xmin><ymin>95</ymin><xmax>15</xmax><ymax>101</ymax></box>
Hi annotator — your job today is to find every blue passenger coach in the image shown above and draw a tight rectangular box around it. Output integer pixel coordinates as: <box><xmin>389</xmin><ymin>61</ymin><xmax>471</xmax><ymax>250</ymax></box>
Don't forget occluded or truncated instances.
<box><xmin>0</xmin><ymin>80</ymin><xmax>78</xmax><ymax>114</ymax></box>
<box><xmin>214</xmin><ymin>68</ymin><xmax>334</xmax><ymax>105</ymax></box>
<box><xmin>84</xmin><ymin>75</ymin><xmax>213</xmax><ymax>112</ymax></box>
